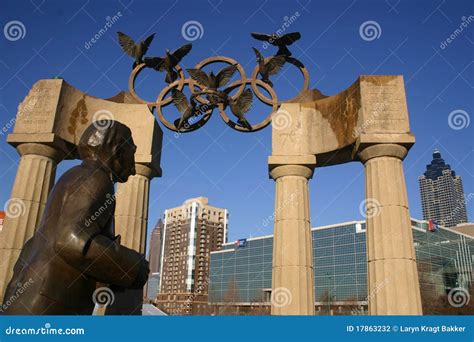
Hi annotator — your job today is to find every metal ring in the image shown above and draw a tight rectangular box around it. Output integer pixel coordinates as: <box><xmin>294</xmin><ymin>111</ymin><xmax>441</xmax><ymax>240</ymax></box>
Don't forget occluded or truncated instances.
<box><xmin>128</xmin><ymin>63</ymin><xmax>185</xmax><ymax>106</ymax></box>
<box><xmin>218</xmin><ymin>78</ymin><xmax>278</xmax><ymax>132</ymax></box>
<box><xmin>251</xmin><ymin>56</ymin><xmax>309</xmax><ymax>105</ymax></box>
<box><xmin>189</xmin><ymin>56</ymin><xmax>247</xmax><ymax>104</ymax></box>
<box><xmin>155</xmin><ymin>79</ymin><xmax>212</xmax><ymax>133</ymax></box>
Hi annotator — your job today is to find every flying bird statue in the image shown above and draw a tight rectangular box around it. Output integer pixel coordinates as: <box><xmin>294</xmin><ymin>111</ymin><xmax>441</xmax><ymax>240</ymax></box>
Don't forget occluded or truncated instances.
<box><xmin>117</xmin><ymin>32</ymin><xmax>156</xmax><ymax>68</ymax></box>
<box><xmin>187</xmin><ymin>64</ymin><xmax>238</xmax><ymax>105</ymax></box>
<box><xmin>252</xmin><ymin>47</ymin><xmax>286</xmax><ymax>87</ymax></box>
<box><xmin>171</xmin><ymin>89</ymin><xmax>203</xmax><ymax>131</ymax></box>
<box><xmin>145</xmin><ymin>44</ymin><xmax>192</xmax><ymax>84</ymax></box>
<box><xmin>250</xmin><ymin>32</ymin><xmax>301</xmax><ymax>56</ymax></box>
<box><xmin>224</xmin><ymin>88</ymin><xmax>254</xmax><ymax>130</ymax></box>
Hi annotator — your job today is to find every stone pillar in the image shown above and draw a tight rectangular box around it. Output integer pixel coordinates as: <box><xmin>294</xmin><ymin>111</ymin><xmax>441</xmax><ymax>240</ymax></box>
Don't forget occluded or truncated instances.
<box><xmin>105</xmin><ymin>164</ymin><xmax>155</xmax><ymax>315</ymax></box>
<box><xmin>115</xmin><ymin>164</ymin><xmax>153</xmax><ymax>254</ymax></box>
<box><xmin>269</xmin><ymin>156</ymin><xmax>316</xmax><ymax>315</ymax></box>
<box><xmin>358</xmin><ymin>144</ymin><xmax>422</xmax><ymax>315</ymax></box>
<box><xmin>0</xmin><ymin>143</ymin><xmax>63</xmax><ymax>302</ymax></box>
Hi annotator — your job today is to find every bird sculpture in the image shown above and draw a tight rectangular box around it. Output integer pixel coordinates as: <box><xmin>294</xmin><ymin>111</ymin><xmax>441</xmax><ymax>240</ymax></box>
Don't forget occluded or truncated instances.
<box><xmin>187</xmin><ymin>64</ymin><xmax>238</xmax><ymax>106</ymax></box>
<box><xmin>252</xmin><ymin>48</ymin><xmax>286</xmax><ymax>87</ymax></box>
<box><xmin>171</xmin><ymin>89</ymin><xmax>203</xmax><ymax>131</ymax></box>
<box><xmin>117</xmin><ymin>32</ymin><xmax>155</xmax><ymax>68</ymax></box>
<box><xmin>224</xmin><ymin>88</ymin><xmax>254</xmax><ymax>130</ymax></box>
<box><xmin>144</xmin><ymin>44</ymin><xmax>192</xmax><ymax>84</ymax></box>
<box><xmin>250</xmin><ymin>32</ymin><xmax>301</xmax><ymax>56</ymax></box>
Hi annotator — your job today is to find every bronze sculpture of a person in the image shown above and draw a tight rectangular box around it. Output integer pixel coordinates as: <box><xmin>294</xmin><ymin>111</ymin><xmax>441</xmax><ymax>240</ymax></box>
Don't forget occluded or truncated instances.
<box><xmin>1</xmin><ymin>120</ymin><xmax>149</xmax><ymax>315</ymax></box>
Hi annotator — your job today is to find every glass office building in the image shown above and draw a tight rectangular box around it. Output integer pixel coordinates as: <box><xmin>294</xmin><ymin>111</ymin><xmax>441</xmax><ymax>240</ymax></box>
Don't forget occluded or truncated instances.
<box><xmin>146</xmin><ymin>272</ymin><xmax>161</xmax><ymax>300</ymax></box>
<box><xmin>209</xmin><ymin>219</ymin><xmax>473</xmax><ymax>313</ymax></box>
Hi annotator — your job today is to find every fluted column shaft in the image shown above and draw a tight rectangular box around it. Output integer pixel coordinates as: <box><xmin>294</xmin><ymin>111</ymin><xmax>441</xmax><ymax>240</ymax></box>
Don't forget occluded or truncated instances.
<box><xmin>0</xmin><ymin>143</ymin><xmax>62</xmax><ymax>302</ymax></box>
<box><xmin>270</xmin><ymin>164</ymin><xmax>315</xmax><ymax>315</ymax></box>
<box><xmin>114</xmin><ymin>164</ymin><xmax>152</xmax><ymax>254</ymax></box>
<box><xmin>105</xmin><ymin>164</ymin><xmax>153</xmax><ymax>315</ymax></box>
<box><xmin>359</xmin><ymin>144</ymin><xmax>422</xmax><ymax>315</ymax></box>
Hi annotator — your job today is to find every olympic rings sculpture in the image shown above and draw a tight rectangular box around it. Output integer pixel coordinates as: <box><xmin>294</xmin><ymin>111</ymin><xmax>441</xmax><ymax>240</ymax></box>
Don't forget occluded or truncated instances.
<box><xmin>122</xmin><ymin>32</ymin><xmax>309</xmax><ymax>133</ymax></box>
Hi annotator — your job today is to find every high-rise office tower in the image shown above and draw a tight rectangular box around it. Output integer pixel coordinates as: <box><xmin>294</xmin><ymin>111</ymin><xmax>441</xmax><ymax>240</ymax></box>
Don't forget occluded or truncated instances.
<box><xmin>419</xmin><ymin>149</ymin><xmax>468</xmax><ymax>227</ymax></box>
<box><xmin>148</xmin><ymin>219</ymin><xmax>163</xmax><ymax>274</ymax></box>
<box><xmin>156</xmin><ymin>197</ymin><xmax>228</xmax><ymax>314</ymax></box>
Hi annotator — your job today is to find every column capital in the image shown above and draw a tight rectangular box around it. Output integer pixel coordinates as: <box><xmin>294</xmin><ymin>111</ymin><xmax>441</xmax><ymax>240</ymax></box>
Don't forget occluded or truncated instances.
<box><xmin>357</xmin><ymin>144</ymin><xmax>408</xmax><ymax>163</ymax></box>
<box><xmin>134</xmin><ymin>163</ymin><xmax>157</xmax><ymax>179</ymax></box>
<box><xmin>16</xmin><ymin>143</ymin><xmax>65</xmax><ymax>162</ymax></box>
<box><xmin>269</xmin><ymin>155</ymin><xmax>316</xmax><ymax>180</ymax></box>
<box><xmin>270</xmin><ymin>165</ymin><xmax>315</xmax><ymax>180</ymax></box>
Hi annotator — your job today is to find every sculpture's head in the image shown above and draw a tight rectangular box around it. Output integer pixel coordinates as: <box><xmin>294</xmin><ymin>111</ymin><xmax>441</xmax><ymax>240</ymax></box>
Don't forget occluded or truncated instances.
<box><xmin>78</xmin><ymin>120</ymin><xmax>137</xmax><ymax>183</ymax></box>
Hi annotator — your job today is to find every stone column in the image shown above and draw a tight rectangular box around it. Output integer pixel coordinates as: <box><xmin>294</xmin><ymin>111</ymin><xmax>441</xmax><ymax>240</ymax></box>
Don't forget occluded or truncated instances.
<box><xmin>105</xmin><ymin>164</ymin><xmax>155</xmax><ymax>315</ymax></box>
<box><xmin>269</xmin><ymin>156</ymin><xmax>316</xmax><ymax>315</ymax></box>
<box><xmin>114</xmin><ymin>164</ymin><xmax>153</xmax><ymax>254</ymax></box>
<box><xmin>0</xmin><ymin>143</ymin><xmax>63</xmax><ymax>302</ymax></box>
<box><xmin>358</xmin><ymin>144</ymin><xmax>422</xmax><ymax>315</ymax></box>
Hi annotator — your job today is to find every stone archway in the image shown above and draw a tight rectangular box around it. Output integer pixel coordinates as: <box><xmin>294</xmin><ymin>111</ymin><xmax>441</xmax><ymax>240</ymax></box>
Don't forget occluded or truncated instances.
<box><xmin>0</xmin><ymin>75</ymin><xmax>423</xmax><ymax>316</ymax></box>
<box><xmin>269</xmin><ymin>75</ymin><xmax>422</xmax><ymax>315</ymax></box>
<box><xmin>0</xmin><ymin>79</ymin><xmax>162</xmax><ymax>314</ymax></box>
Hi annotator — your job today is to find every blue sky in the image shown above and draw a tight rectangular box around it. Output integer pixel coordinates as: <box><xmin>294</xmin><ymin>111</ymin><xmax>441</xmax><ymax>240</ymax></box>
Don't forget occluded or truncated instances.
<box><xmin>0</xmin><ymin>0</ymin><xmax>473</xmax><ymax>247</ymax></box>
